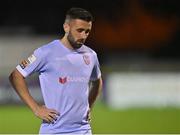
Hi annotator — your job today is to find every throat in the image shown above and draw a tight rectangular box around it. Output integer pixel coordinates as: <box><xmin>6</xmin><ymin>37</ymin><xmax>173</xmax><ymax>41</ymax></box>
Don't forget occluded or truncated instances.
<box><xmin>60</xmin><ymin>37</ymin><xmax>74</xmax><ymax>50</ymax></box>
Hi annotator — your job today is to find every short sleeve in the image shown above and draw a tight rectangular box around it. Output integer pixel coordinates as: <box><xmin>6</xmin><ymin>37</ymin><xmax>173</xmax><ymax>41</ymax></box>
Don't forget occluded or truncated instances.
<box><xmin>16</xmin><ymin>48</ymin><xmax>45</xmax><ymax>78</ymax></box>
<box><xmin>90</xmin><ymin>53</ymin><xmax>101</xmax><ymax>81</ymax></box>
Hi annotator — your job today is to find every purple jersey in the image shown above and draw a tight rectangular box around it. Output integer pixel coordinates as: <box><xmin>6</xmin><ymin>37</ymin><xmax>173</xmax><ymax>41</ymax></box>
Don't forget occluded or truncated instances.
<box><xmin>16</xmin><ymin>40</ymin><xmax>101</xmax><ymax>134</ymax></box>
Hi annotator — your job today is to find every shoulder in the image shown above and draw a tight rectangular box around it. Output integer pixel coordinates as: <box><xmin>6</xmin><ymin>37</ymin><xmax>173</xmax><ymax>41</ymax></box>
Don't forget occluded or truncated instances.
<box><xmin>38</xmin><ymin>40</ymin><xmax>58</xmax><ymax>52</ymax></box>
<box><xmin>34</xmin><ymin>40</ymin><xmax>58</xmax><ymax>57</ymax></box>
<box><xmin>80</xmin><ymin>45</ymin><xmax>97</xmax><ymax>56</ymax></box>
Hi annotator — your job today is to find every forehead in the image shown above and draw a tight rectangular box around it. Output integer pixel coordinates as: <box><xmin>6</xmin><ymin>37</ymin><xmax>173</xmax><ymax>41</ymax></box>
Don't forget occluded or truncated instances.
<box><xmin>69</xmin><ymin>19</ymin><xmax>92</xmax><ymax>29</ymax></box>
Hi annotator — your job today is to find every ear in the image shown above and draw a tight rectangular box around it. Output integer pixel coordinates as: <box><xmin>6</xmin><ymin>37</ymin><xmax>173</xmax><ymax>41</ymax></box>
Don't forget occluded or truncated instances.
<box><xmin>63</xmin><ymin>23</ymin><xmax>70</xmax><ymax>33</ymax></box>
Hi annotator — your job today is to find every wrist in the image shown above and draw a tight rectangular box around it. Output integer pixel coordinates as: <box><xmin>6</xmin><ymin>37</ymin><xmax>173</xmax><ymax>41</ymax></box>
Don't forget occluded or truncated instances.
<box><xmin>32</xmin><ymin>104</ymin><xmax>40</xmax><ymax>116</ymax></box>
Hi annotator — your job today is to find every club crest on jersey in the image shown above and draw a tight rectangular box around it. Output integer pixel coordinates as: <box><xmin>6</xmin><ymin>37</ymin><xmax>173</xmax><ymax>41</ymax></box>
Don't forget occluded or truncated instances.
<box><xmin>83</xmin><ymin>55</ymin><xmax>90</xmax><ymax>65</ymax></box>
<box><xmin>19</xmin><ymin>54</ymin><xmax>36</xmax><ymax>69</ymax></box>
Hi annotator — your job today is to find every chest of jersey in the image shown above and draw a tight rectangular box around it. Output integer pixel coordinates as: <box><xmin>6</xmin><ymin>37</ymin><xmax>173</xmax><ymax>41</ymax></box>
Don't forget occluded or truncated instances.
<box><xmin>45</xmin><ymin>52</ymin><xmax>94</xmax><ymax>80</ymax></box>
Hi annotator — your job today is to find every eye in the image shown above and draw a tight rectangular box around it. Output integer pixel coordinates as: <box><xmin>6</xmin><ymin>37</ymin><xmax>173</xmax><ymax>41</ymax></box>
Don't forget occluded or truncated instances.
<box><xmin>76</xmin><ymin>28</ymin><xmax>91</xmax><ymax>34</ymax></box>
<box><xmin>85</xmin><ymin>29</ymin><xmax>90</xmax><ymax>34</ymax></box>
<box><xmin>77</xmin><ymin>29</ymin><xmax>84</xmax><ymax>33</ymax></box>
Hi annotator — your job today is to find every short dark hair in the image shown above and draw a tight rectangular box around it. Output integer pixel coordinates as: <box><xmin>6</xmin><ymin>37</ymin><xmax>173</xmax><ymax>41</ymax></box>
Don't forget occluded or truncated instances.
<box><xmin>65</xmin><ymin>7</ymin><xmax>94</xmax><ymax>22</ymax></box>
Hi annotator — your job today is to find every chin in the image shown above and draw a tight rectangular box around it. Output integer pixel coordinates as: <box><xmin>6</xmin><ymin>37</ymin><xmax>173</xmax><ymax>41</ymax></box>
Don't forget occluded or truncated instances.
<box><xmin>74</xmin><ymin>44</ymin><xmax>83</xmax><ymax>49</ymax></box>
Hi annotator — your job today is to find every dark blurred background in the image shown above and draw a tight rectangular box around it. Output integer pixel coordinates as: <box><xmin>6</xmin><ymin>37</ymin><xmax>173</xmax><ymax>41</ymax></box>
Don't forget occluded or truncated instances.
<box><xmin>0</xmin><ymin>0</ymin><xmax>180</xmax><ymax>60</ymax></box>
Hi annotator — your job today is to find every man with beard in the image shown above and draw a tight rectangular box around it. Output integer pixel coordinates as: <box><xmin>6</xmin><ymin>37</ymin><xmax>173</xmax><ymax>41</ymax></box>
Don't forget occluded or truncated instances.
<box><xmin>9</xmin><ymin>7</ymin><xmax>102</xmax><ymax>134</ymax></box>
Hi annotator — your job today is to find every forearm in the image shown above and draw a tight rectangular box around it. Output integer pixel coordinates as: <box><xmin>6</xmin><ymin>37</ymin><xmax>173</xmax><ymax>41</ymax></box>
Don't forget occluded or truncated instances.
<box><xmin>9</xmin><ymin>69</ymin><xmax>39</xmax><ymax>113</ymax></box>
<box><xmin>88</xmin><ymin>77</ymin><xmax>103</xmax><ymax>109</ymax></box>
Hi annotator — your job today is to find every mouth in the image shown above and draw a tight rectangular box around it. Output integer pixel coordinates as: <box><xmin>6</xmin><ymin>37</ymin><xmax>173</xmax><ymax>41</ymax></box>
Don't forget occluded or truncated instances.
<box><xmin>77</xmin><ymin>40</ymin><xmax>85</xmax><ymax>45</ymax></box>
<box><xmin>77</xmin><ymin>42</ymin><xmax>83</xmax><ymax>45</ymax></box>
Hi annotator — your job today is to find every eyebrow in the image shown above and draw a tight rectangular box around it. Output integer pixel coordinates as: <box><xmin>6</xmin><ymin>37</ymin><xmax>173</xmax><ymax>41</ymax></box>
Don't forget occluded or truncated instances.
<box><xmin>77</xmin><ymin>28</ymin><xmax>91</xmax><ymax>32</ymax></box>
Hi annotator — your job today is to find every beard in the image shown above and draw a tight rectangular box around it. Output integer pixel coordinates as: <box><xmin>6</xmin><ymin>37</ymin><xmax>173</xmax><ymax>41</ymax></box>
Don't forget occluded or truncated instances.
<box><xmin>67</xmin><ymin>32</ymin><xmax>85</xmax><ymax>49</ymax></box>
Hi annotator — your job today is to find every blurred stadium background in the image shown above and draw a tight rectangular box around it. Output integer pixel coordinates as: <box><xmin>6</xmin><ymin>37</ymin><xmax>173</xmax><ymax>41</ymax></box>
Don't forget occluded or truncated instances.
<box><xmin>0</xmin><ymin>0</ymin><xmax>180</xmax><ymax>134</ymax></box>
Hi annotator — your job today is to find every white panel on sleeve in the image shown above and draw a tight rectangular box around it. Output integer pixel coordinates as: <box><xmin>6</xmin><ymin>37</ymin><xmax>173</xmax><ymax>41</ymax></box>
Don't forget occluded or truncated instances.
<box><xmin>16</xmin><ymin>65</ymin><xmax>29</xmax><ymax>77</ymax></box>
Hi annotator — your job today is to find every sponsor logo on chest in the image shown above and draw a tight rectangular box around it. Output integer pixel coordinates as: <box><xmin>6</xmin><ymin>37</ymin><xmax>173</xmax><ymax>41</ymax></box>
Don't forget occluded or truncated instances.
<box><xmin>59</xmin><ymin>76</ymin><xmax>89</xmax><ymax>84</ymax></box>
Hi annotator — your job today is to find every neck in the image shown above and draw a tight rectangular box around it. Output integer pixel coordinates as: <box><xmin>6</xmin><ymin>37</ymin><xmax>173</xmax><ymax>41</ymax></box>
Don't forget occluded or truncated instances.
<box><xmin>60</xmin><ymin>36</ymin><xmax>74</xmax><ymax>50</ymax></box>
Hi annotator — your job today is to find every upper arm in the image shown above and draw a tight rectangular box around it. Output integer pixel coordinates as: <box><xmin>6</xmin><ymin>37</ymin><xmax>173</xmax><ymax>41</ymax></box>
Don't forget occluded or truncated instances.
<box><xmin>10</xmin><ymin>68</ymin><xmax>24</xmax><ymax>78</ymax></box>
<box><xmin>16</xmin><ymin>48</ymin><xmax>46</xmax><ymax>78</ymax></box>
<box><xmin>9</xmin><ymin>68</ymin><xmax>25</xmax><ymax>83</ymax></box>
<box><xmin>90</xmin><ymin>77</ymin><xmax>103</xmax><ymax>89</ymax></box>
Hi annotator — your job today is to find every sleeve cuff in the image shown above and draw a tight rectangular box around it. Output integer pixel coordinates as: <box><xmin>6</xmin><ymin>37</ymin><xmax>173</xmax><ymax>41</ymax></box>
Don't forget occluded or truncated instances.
<box><xmin>16</xmin><ymin>65</ymin><xmax>28</xmax><ymax>78</ymax></box>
